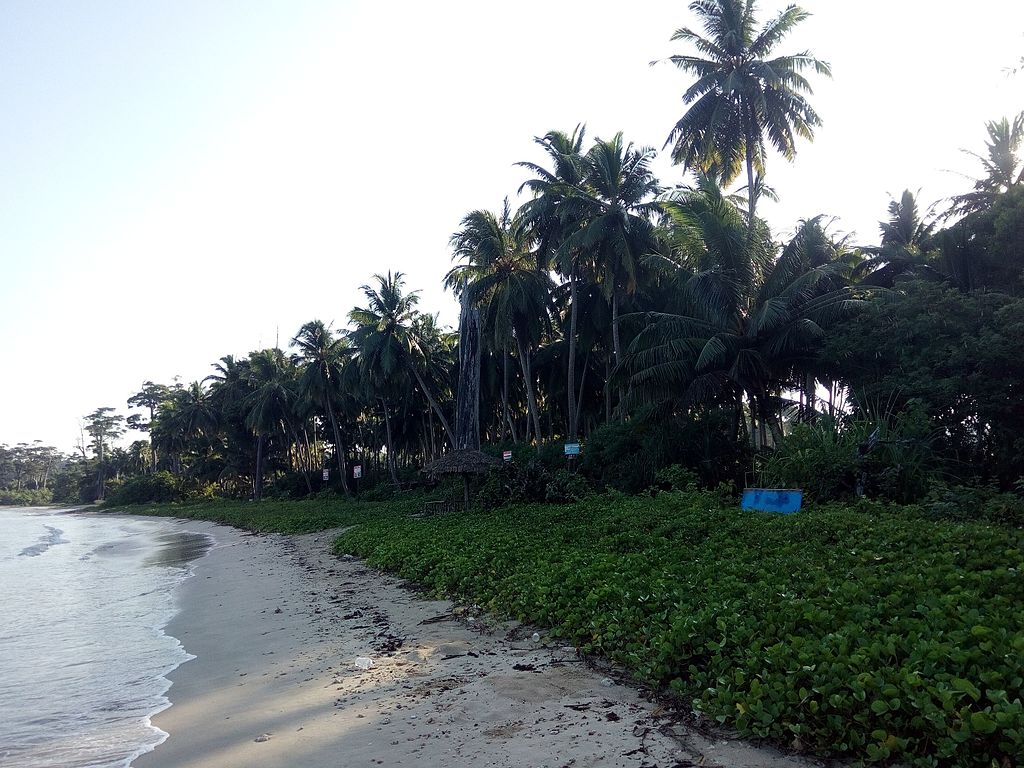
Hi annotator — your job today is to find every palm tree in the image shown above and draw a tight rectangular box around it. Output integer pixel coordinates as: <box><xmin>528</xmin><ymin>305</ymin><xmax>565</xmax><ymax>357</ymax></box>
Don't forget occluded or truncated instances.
<box><xmin>447</xmin><ymin>205</ymin><xmax>554</xmax><ymax>446</ymax></box>
<box><xmin>624</xmin><ymin>181</ymin><xmax>860</xmax><ymax>445</ymax></box>
<box><xmin>292</xmin><ymin>320</ymin><xmax>352</xmax><ymax>497</ymax></box>
<box><xmin>243</xmin><ymin>348</ymin><xmax>304</xmax><ymax>499</ymax></box>
<box><xmin>662</xmin><ymin>0</ymin><xmax>831</xmax><ymax>232</ymax></box>
<box><xmin>518</xmin><ymin>126</ymin><xmax>589</xmax><ymax>440</ymax></box>
<box><xmin>856</xmin><ymin>190</ymin><xmax>940</xmax><ymax>287</ymax></box>
<box><xmin>349</xmin><ymin>272</ymin><xmax>455</xmax><ymax>483</ymax></box>
<box><xmin>949</xmin><ymin>112</ymin><xmax>1024</xmax><ymax>217</ymax></box>
<box><xmin>569</xmin><ymin>133</ymin><xmax>662</xmax><ymax>376</ymax></box>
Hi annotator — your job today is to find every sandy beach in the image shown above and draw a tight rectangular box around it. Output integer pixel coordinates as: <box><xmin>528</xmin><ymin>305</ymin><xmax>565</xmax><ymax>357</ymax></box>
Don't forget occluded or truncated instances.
<box><xmin>133</xmin><ymin>519</ymin><xmax>820</xmax><ymax>768</ymax></box>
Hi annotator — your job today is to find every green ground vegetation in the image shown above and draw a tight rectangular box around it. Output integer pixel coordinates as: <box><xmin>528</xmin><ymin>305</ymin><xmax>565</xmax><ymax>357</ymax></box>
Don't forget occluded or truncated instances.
<box><xmin>120</xmin><ymin>492</ymin><xmax>1023</xmax><ymax>767</ymax></box>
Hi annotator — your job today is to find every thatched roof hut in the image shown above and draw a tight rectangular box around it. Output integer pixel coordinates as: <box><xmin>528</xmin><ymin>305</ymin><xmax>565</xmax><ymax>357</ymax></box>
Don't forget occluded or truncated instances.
<box><xmin>421</xmin><ymin>449</ymin><xmax>501</xmax><ymax>511</ymax></box>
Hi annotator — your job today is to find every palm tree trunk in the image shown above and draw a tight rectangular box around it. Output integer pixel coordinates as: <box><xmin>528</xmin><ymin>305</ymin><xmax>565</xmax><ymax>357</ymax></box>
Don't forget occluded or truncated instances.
<box><xmin>611</xmin><ymin>289</ymin><xmax>622</xmax><ymax>367</ymax></box>
<box><xmin>410</xmin><ymin>366</ymin><xmax>456</xmax><ymax>448</ymax></box>
<box><xmin>567</xmin><ymin>273</ymin><xmax>579</xmax><ymax>441</ymax></box>
<box><xmin>745</xmin><ymin>116</ymin><xmax>757</xmax><ymax>237</ymax></box>
<box><xmin>515</xmin><ymin>335</ymin><xmax>543</xmax><ymax>449</ymax></box>
<box><xmin>254</xmin><ymin>434</ymin><xmax>265</xmax><ymax>500</ymax></box>
<box><xmin>502</xmin><ymin>350</ymin><xmax>518</xmax><ymax>443</ymax></box>
<box><xmin>380</xmin><ymin>398</ymin><xmax>401</xmax><ymax>489</ymax></box>
<box><xmin>574</xmin><ymin>349</ymin><xmax>590</xmax><ymax>439</ymax></box>
<box><xmin>326</xmin><ymin>399</ymin><xmax>352</xmax><ymax>498</ymax></box>
<box><xmin>604</xmin><ymin>356</ymin><xmax>612</xmax><ymax>424</ymax></box>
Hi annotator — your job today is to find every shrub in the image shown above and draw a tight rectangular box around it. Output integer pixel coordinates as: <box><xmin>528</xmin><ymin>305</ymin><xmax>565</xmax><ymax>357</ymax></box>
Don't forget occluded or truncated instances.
<box><xmin>918</xmin><ymin>483</ymin><xmax>1024</xmax><ymax>526</ymax></box>
<box><xmin>477</xmin><ymin>459</ymin><xmax>551</xmax><ymax>509</ymax></box>
<box><xmin>764</xmin><ymin>405</ymin><xmax>938</xmax><ymax>504</ymax></box>
<box><xmin>0</xmin><ymin>488</ymin><xmax>53</xmax><ymax>506</ymax></box>
<box><xmin>544</xmin><ymin>469</ymin><xmax>593</xmax><ymax>503</ymax></box>
<box><xmin>581</xmin><ymin>411</ymin><xmax>748</xmax><ymax>493</ymax></box>
<box><xmin>104</xmin><ymin>472</ymin><xmax>183</xmax><ymax>505</ymax></box>
<box><xmin>652</xmin><ymin>464</ymin><xmax>700</xmax><ymax>493</ymax></box>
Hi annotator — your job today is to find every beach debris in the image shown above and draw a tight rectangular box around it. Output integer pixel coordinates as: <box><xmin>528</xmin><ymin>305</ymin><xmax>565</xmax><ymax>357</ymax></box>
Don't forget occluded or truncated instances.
<box><xmin>274</xmin><ymin>607</ymin><xmax>282</xmax><ymax>614</ymax></box>
<box><xmin>355</xmin><ymin>656</ymin><xmax>374</xmax><ymax>670</ymax></box>
<box><xmin>254</xmin><ymin>733</ymin><xmax>272</xmax><ymax>742</ymax></box>
<box><xmin>531</xmin><ymin>632</ymin><xmax>541</xmax><ymax>643</ymax></box>
<box><xmin>600</xmin><ymin>677</ymin><xmax>615</xmax><ymax>687</ymax></box>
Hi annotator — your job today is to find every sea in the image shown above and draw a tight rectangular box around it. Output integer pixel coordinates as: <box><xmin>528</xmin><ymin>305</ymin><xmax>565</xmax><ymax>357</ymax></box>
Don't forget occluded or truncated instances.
<box><xmin>0</xmin><ymin>507</ymin><xmax>212</xmax><ymax>768</ymax></box>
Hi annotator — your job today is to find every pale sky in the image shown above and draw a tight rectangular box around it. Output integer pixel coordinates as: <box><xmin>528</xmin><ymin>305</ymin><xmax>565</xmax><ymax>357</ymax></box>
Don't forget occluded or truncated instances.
<box><xmin>1</xmin><ymin>1</ymin><xmax>1021</xmax><ymax>452</ymax></box>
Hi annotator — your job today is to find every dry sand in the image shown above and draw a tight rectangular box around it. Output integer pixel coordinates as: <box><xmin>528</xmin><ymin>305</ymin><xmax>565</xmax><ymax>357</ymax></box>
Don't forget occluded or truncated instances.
<box><xmin>133</xmin><ymin>520</ymin><xmax>823</xmax><ymax>768</ymax></box>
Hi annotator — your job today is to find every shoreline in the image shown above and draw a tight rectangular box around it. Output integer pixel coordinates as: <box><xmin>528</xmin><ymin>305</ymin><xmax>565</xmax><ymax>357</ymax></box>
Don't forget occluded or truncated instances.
<box><xmin>132</xmin><ymin>518</ymin><xmax>816</xmax><ymax>768</ymax></box>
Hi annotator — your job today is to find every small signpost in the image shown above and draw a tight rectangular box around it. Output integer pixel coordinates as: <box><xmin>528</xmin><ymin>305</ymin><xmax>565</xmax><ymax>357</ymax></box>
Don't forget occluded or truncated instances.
<box><xmin>502</xmin><ymin>450</ymin><xmax>512</xmax><ymax>462</ymax></box>
<box><xmin>322</xmin><ymin>468</ymin><xmax>329</xmax><ymax>481</ymax></box>
<box><xmin>352</xmin><ymin>464</ymin><xmax>363</xmax><ymax>479</ymax></box>
<box><xmin>564</xmin><ymin>442</ymin><xmax>581</xmax><ymax>456</ymax></box>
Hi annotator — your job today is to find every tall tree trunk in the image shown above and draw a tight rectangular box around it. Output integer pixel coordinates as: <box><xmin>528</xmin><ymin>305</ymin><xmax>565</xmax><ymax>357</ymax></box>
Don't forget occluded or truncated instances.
<box><xmin>380</xmin><ymin>398</ymin><xmax>401</xmax><ymax>489</ymax></box>
<box><xmin>515</xmin><ymin>335</ymin><xmax>543</xmax><ymax>449</ymax></box>
<box><xmin>502</xmin><ymin>350</ymin><xmax>518</xmax><ymax>443</ymax></box>
<box><xmin>254</xmin><ymin>434</ymin><xmax>265</xmax><ymax>501</ymax></box>
<box><xmin>410</xmin><ymin>366</ymin><xmax>456</xmax><ymax>447</ymax></box>
<box><xmin>574</xmin><ymin>349</ymin><xmax>590</xmax><ymax>438</ymax></box>
<box><xmin>611</xmin><ymin>289</ymin><xmax>622</xmax><ymax>368</ymax></box>
<box><xmin>326</xmin><ymin>399</ymin><xmax>352</xmax><ymax>498</ymax></box>
<box><xmin>604</xmin><ymin>357</ymin><xmax>612</xmax><ymax>423</ymax></box>
<box><xmin>567</xmin><ymin>273</ymin><xmax>579</xmax><ymax>441</ymax></box>
<box><xmin>428</xmin><ymin>408</ymin><xmax>437</xmax><ymax>461</ymax></box>
<box><xmin>745</xmin><ymin>115</ymin><xmax>757</xmax><ymax>240</ymax></box>
<box><xmin>455</xmin><ymin>296</ymin><xmax>482</xmax><ymax>451</ymax></box>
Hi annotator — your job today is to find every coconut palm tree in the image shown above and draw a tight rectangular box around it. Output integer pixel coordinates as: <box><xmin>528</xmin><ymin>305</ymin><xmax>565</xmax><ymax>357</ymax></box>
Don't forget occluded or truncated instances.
<box><xmin>292</xmin><ymin>320</ymin><xmax>352</xmax><ymax>497</ymax></box>
<box><xmin>447</xmin><ymin>204</ymin><xmax>554</xmax><ymax>446</ymax></box>
<box><xmin>948</xmin><ymin>112</ymin><xmax>1024</xmax><ymax>217</ymax></box>
<box><xmin>349</xmin><ymin>272</ymin><xmax>455</xmax><ymax>484</ymax></box>
<box><xmin>662</xmin><ymin>0</ymin><xmax>830</xmax><ymax>232</ymax></box>
<box><xmin>242</xmin><ymin>348</ymin><xmax>304</xmax><ymax>499</ymax></box>
<box><xmin>855</xmin><ymin>190</ymin><xmax>941</xmax><ymax>287</ymax></box>
<box><xmin>624</xmin><ymin>180</ymin><xmax>860</xmax><ymax>445</ymax></box>
<box><xmin>517</xmin><ymin>126</ymin><xmax>589</xmax><ymax>440</ymax></box>
<box><xmin>569</xmin><ymin>133</ymin><xmax>662</xmax><ymax>375</ymax></box>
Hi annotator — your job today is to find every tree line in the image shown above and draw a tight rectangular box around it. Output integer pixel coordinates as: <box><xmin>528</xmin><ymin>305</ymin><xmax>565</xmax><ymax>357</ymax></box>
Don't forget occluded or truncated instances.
<box><xmin>6</xmin><ymin>0</ymin><xmax>1022</xmax><ymax>506</ymax></box>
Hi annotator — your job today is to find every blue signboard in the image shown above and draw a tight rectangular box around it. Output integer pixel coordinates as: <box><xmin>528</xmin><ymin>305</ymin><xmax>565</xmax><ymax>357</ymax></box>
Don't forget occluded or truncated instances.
<box><xmin>564</xmin><ymin>442</ymin><xmax>581</xmax><ymax>456</ymax></box>
<box><xmin>741</xmin><ymin>488</ymin><xmax>802</xmax><ymax>514</ymax></box>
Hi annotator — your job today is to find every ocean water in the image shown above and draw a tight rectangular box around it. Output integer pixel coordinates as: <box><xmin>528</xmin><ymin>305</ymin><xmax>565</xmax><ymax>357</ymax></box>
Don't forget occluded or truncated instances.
<box><xmin>0</xmin><ymin>508</ymin><xmax>211</xmax><ymax>768</ymax></box>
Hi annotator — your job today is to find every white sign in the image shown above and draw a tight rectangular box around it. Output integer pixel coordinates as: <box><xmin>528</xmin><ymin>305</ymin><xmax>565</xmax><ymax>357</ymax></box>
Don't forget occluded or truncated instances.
<box><xmin>322</xmin><ymin>469</ymin><xmax>329</xmax><ymax>481</ymax></box>
<box><xmin>353</xmin><ymin>464</ymin><xmax>363</xmax><ymax>479</ymax></box>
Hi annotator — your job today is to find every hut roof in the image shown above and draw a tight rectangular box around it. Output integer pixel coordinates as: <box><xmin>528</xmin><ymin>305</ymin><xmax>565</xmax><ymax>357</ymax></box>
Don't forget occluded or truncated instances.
<box><xmin>421</xmin><ymin>449</ymin><xmax>501</xmax><ymax>477</ymax></box>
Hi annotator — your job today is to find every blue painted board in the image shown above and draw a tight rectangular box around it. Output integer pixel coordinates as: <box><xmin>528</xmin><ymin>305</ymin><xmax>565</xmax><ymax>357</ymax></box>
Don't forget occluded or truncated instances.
<box><xmin>741</xmin><ymin>488</ymin><xmax>803</xmax><ymax>514</ymax></box>
<box><xmin>564</xmin><ymin>443</ymin><xmax>581</xmax><ymax>456</ymax></box>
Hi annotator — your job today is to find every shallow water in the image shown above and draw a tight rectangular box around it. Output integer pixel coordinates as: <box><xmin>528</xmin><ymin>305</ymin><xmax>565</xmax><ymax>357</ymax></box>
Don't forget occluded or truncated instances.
<box><xmin>0</xmin><ymin>508</ymin><xmax>211</xmax><ymax>767</ymax></box>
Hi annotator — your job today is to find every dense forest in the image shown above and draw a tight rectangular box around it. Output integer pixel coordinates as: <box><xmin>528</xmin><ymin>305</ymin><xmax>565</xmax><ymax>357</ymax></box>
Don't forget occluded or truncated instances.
<box><xmin>4</xmin><ymin>1</ymin><xmax>1022</xmax><ymax>515</ymax></box>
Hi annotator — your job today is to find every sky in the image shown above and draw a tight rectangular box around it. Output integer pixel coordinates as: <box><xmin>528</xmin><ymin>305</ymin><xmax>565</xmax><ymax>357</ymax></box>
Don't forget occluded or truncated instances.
<box><xmin>1</xmin><ymin>0</ymin><xmax>1022</xmax><ymax>453</ymax></box>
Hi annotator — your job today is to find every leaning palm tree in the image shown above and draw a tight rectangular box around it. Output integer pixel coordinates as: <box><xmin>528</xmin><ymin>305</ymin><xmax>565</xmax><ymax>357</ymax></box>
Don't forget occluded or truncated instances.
<box><xmin>447</xmin><ymin>204</ymin><xmax>554</xmax><ymax>446</ymax></box>
<box><xmin>662</xmin><ymin>0</ymin><xmax>831</xmax><ymax>231</ymax></box>
<box><xmin>292</xmin><ymin>320</ymin><xmax>352</xmax><ymax>497</ymax></box>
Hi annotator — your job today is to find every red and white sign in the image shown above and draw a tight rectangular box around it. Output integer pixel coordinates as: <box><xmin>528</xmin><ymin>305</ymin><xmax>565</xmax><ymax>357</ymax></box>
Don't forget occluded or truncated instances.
<box><xmin>502</xmin><ymin>450</ymin><xmax>512</xmax><ymax>462</ymax></box>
